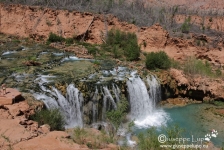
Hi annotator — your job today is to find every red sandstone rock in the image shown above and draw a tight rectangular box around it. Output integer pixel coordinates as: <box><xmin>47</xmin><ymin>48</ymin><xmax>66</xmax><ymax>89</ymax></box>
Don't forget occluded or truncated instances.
<box><xmin>0</xmin><ymin>88</ymin><xmax>22</xmax><ymax>105</ymax></box>
<box><xmin>170</xmin><ymin>69</ymin><xmax>189</xmax><ymax>86</ymax></box>
<box><xmin>1</xmin><ymin>4</ymin><xmax>224</xmax><ymax>67</ymax></box>
<box><xmin>13</xmin><ymin>131</ymin><xmax>89</xmax><ymax>150</ymax></box>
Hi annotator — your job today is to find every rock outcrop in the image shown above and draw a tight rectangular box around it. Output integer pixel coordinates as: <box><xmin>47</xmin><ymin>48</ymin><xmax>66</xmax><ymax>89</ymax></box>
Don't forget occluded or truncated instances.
<box><xmin>0</xmin><ymin>91</ymin><xmax>118</xmax><ymax>150</ymax></box>
<box><xmin>0</xmin><ymin>88</ymin><xmax>23</xmax><ymax>105</ymax></box>
<box><xmin>159</xmin><ymin>69</ymin><xmax>224</xmax><ymax>101</ymax></box>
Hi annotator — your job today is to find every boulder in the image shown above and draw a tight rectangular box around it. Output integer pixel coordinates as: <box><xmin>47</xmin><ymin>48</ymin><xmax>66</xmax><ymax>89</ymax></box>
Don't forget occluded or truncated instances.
<box><xmin>0</xmin><ymin>88</ymin><xmax>23</xmax><ymax>105</ymax></box>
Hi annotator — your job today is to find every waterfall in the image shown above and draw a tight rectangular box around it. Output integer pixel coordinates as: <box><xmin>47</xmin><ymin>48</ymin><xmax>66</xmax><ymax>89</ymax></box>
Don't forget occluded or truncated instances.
<box><xmin>127</xmin><ymin>77</ymin><xmax>153</xmax><ymax>120</ymax></box>
<box><xmin>102</xmin><ymin>86</ymin><xmax>117</xmax><ymax>120</ymax></box>
<box><xmin>112</xmin><ymin>84</ymin><xmax>121</xmax><ymax>103</ymax></box>
<box><xmin>34</xmin><ymin>83</ymin><xmax>83</xmax><ymax>128</ymax></box>
<box><xmin>127</xmin><ymin>75</ymin><xmax>169</xmax><ymax>128</ymax></box>
<box><xmin>92</xmin><ymin>88</ymin><xmax>98</xmax><ymax>123</ymax></box>
<box><xmin>147</xmin><ymin>75</ymin><xmax>161</xmax><ymax>108</ymax></box>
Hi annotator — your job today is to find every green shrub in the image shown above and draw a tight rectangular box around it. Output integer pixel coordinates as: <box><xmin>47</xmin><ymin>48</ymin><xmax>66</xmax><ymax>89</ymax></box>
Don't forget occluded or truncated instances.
<box><xmin>138</xmin><ymin>127</ymin><xmax>160</xmax><ymax>150</ymax></box>
<box><xmin>181</xmin><ymin>17</ymin><xmax>191</xmax><ymax>34</ymax></box>
<box><xmin>183</xmin><ymin>57</ymin><xmax>213</xmax><ymax>77</ymax></box>
<box><xmin>73</xmin><ymin>127</ymin><xmax>87</xmax><ymax>144</ymax></box>
<box><xmin>30</xmin><ymin>108</ymin><xmax>65</xmax><ymax>131</ymax></box>
<box><xmin>105</xmin><ymin>29</ymin><xmax>140</xmax><ymax>61</ymax></box>
<box><xmin>65</xmin><ymin>38</ymin><xmax>74</xmax><ymax>45</ymax></box>
<box><xmin>78</xmin><ymin>42</ymin><xmax>99</xmax><ymax>56</ymax></box>
<box><xmin>137</xmin><ymin>125</ymin><xmax>184</xmax><ymax>150</ymax></box>
<box><xmin>145</xmin><ymin>51</ymin><xmax>171</xmax><ymax>70</ymax></box>
<box><xmin>213</xmin><ymin>101</ymin><xmax>224</xmax><ymax>106</ymax></box>
<box><xmin>170</xmin><ymin>58</ymin><xmax>181</xmax><ymax>69</ymax></box>
<box><xmin>47</xmin><ymin>32</ymin><xmax>65</xmax><ymax>43</ymax></box>
<box><xmin>215</xmin><ymin>69</ymin><xmax>222</xmax><ymax>77</ymax></box>
<box><xmin>106</xmin><ymin>98</ymin><xmax>128</xmax><ymax>131</ymax></box>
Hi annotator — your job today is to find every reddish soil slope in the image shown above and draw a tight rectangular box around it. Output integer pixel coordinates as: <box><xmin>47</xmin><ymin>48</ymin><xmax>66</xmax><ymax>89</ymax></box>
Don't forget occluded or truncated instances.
<box><xmin>0</xmin><ymin>4</ymin><xmax>224</xmax><ymax>67</ymax></box>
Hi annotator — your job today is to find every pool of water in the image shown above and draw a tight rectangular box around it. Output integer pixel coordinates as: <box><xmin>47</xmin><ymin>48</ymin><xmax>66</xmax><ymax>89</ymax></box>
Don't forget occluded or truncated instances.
<box><xmin>133</xmin><ymin>103</ymin><xmax>224</xmax><ymax>147</ymax></box>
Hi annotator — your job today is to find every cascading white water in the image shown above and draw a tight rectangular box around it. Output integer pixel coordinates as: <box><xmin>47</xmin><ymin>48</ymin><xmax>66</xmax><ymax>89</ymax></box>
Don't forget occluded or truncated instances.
<box><xmin>34</xmin><ymin>81</ymin><xmax>84</xmax><ymax>128</ymax></box>
<box><xmin>63</xmin><ymin>84</ymin><xmax>83</xmax><ymax>128</ymax></box>
<box><xmin>127</xmin><ymin>75</ymin><xmax>169</xmax><ymax>128</ymax></box>
<box><xmin>92</xmin><ymin>88</ymin><xmax>98</xmax><ymax>123</ymax></box>
<box><xmin>102</xmin><ymin>86</ymin><xmax>117</xmax><ymax>120</ymax></box>
<box><xmin>147</xmin><ymin>75</ymin><xmax>161</xmax><ymax>108</ymax></box>
<box><xmin>112</xmin><ymin>84</ymin><xmax>121</xmax><ymax>103</ymax></box>
<box><xmin>33</xmin><ymin>94</ymin><xmax>58</xmax><ymax>109</ymax></box>
<box><xmin>127</xmin><ymin>77</ymin><xmax>153</xmax><ymax>119</ymax></box>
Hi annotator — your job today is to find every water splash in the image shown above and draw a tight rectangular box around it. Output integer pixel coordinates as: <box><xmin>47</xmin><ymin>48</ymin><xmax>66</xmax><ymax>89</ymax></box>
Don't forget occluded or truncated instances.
<box><xmin>127</xmin><ymin>75</ymin><xmax>169</xmax><ymax>128</ymax></box>
<box><xmin>127</xmin><ymin>77</ymin><xmax>153</xmax><ymax>120</ymax></box>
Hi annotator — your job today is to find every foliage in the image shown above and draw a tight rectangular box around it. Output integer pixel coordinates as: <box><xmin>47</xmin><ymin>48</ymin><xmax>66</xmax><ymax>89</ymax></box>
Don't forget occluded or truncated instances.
<box><xmin>213</xmin><ymin>101</ymin><xmax>224</xmax><ymax>106</ymax></box>
<box><xmin>73</xmin><ymin>127</ymin><xmax>87</xmax><ymax>144</ymax></box>
<box><xmin>78</xmin><ymin>42</ymin><xmax>99</xmax><ymax>56</ymax></box>
<box><xmin>105</xmin><ymin>29</ymin><xmax>140</xmax><ymax>61</ymax></box>
<box><xmin>29</xmin><ymin>108</ymin><xmax>65</xmax><ymax>131</ymax></box>
<box><xmin>170</xmin><ymin>58</ymin><xmax>181</xmax><ymax>69</ymax></box>
<box><xmin>138</xmin><ymin>127</ymin><xmax>160</xmax><ymax>150</ymax></box>
<box><xmin>106</xmin><ymin>98</ymin><xmax>129</xmax><ymax>131</ymax></box>
<box><xmin>181</xmin><ymin>17</ymin><xmax>191</xmax><ymax>34</ymax></box>
<box><xmin>183</xmin><ymin>57</ymin><xmax>213</xmax><ymax>77</ymax></box>
<box><xmin>72</xmin><ymin>128</ymin><xmax>114</xmax><ymax>149</ymax></box>
<box><xmin>215</xmin><ymin>69</ymin><xmax>222</xmax><ymax>77</ymax></box>
<box><xmin>65</xmin><ymin>38</ymin><xmax>74</xmax><ymax>45</ymax></box>
<box><xmin>137</xmin><ymin>125</ymin><xmax>184</xmax><ymax>150</ymax></box>
<box><xmin>145</xmin><ymin>51</ymin><xmax>171</xmax><ymax>70</ymax></box>
<box><xmin>47</xmin><ymin>32</ymin><xmax>65</xmax><ymax>43</ymax></box>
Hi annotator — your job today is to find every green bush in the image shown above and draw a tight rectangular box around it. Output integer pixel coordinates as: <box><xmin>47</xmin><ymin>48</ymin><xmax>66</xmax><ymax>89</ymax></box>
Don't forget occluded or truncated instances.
<box><xmin>183</xmin><ymin>57</ymin><xmax>213</xmax><ymax>77</ymax></box>
<box><xmin>105</xmin><ymin>29</ymin><xmax>140</xmax><ymax>61</ymax></box>
<box><xmin>65</xmin><ymin>38</ymin><xmax>74</xmax><ymax>45</ymax></box>
<box><xmin>145</xmin><ymin>51</ymin><xmax>171</xmax><ymax>70</ymax></box>
<box><xmin>170</xmin><ymin>58</ymin><xmax>181</xmax><ymax>69</ymax></box>
<box><xmin>30</xmin><ymin>108</ymin><xmax>65</xmax><ymax>131</ymax></box>
<box><xmin>181</xmin><ymin>17</ymin><xmax>191</xmax><ymax>34</ymax></box>
<box><xmin>215</xmin><ymin>69</ymin><xmax>222</xmax><ymax>77</ymax></box>
<box><xmin>47</xmin><ymin>32</ymin><xmax>65</xmax><ymax>43</ymax></box>
<box><xmin>138</xmin><ymin>127</ymin><xmax>160</xmax><ymax>150</ymax></box>
<box><xmin>106</xmin><ymin>98</ymin><xmax>128</xmax><ymax>131</ymax></box>
<box><xmin>138</xmin><ymin>125</ymin><xmax>184</xmax><ymax>150</ymax></box>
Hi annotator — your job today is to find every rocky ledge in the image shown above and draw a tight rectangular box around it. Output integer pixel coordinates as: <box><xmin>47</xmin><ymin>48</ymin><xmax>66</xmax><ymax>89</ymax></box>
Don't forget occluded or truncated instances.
<box><xmin>0</xmin><ymin>90</ymin><xmax>117</xmax><ymax>150</ymax></box>
<box><xmin>159</xmin><ymin>69</ymin><xmax>224</xmax><ymax>102</ymax></box>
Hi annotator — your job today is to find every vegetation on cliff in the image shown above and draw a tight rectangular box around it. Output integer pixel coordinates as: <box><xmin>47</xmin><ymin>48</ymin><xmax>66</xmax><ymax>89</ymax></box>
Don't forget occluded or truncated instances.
<box><xmin>30</xmin><ymin>108</ymin><xmax>65</xmax><ymax>131</ymax></box>
<box><xmin>145</xmin><ymin>51</ymin><xmax>171</xmax><ymax>70</ymax></box>
<box><xmin>104</xmin><ymin>29</ymin><xmax>140</xmax><ymax>61</ymax></box>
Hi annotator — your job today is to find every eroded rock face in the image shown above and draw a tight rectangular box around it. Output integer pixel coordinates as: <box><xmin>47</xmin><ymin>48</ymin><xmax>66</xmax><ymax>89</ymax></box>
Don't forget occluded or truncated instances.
<box><xmin>1</xmin><ymin>4</ymin><xmax>224</xmax><ymax>68</ymax></box>
<box><xmin>0</xmin><ymin>88</ymin><xmax>23</xmax><ymax>105</ymax></box>
<box><xmin>138</xmin><ymin>23</ymin><xmax>169</xmax><ymax>51</ymax></box>
<box><xmin>158</xmin><ymin>69</ymin><xmax>224</xmax><ymax>102</ymax></box>
<box><xmin>13</xmin><ymin>131</ymin><xmax>89</xmax><ymax>150</ymax></box>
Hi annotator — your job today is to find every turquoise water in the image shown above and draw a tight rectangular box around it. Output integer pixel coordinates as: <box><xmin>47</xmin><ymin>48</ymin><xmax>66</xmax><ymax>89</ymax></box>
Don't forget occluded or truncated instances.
<box><xmin>165</xmin><ymin>104</ymin><xmax>224</xmax><ymax>147</ymax></box>
<box><xmin>134</xmin><ymin>104</ymin><xmax>224</xmax><ymax>147</ymax></box>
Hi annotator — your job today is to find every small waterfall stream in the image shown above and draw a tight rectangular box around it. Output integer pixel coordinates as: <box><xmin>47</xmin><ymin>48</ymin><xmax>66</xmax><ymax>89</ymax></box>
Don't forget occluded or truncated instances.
<box><xmin>127</xmin><ymin>75</ymin><xmax>169</xmax><ymax>128</ymax></box>
<box><xmin>102</xmin><ymin>86</ymin><xmax>117</xmax><ymax>120</ymax></box>
<box><xmin>147</xmin><ymin>76</ymin><xmax>161</xmax><ymax>108</ymax></box>
<box><xmin>34</xmin><ymin>76</ymin><xmax>84</xmax><ymax>128</ymax></box>
<box><xmin>127</xmin><ymin>77</ymin><xmax>153</xmax><ymax>120</ymax></box>
<box><xmin>92</xmin><ymin>88</ymin><xmax>98</xmax><ymax>123</ymax></box>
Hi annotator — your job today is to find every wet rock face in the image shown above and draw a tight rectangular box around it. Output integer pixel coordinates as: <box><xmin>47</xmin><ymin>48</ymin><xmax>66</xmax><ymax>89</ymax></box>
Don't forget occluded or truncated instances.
<box><xmin>158</xmin><ymin>69</ymin><xmax>224</xmax><ymax>102</ymax></box>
